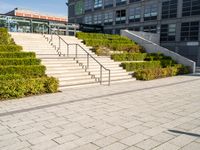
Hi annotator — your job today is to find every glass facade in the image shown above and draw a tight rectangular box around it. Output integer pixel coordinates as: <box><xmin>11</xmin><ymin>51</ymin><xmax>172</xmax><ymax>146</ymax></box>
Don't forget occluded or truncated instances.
<box><xmin>0</xmin><ymin>15</ymin><xmax>67</xmax><ymax>35</ymax></box>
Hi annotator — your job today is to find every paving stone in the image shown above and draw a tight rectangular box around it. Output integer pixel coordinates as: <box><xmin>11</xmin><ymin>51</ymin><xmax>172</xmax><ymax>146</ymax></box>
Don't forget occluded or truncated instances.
<box><xmin>111</xmin><ymin>130</ymin><xmax>134</xmax><ymax>139</ymax></box>
<box><xmin>152</xmin><ymin>143</ymin><xmax>180</xmax><ymax>150</ymax></box>
<box><xmin>93</xmin><ymin>136</ymin><xmax>118</xmax><ymax>147</ymax></box>
<box><xmin>136</xmin><ymin>139</ymin><xmax>161</xmax><ymax>150</ymax></box>
<box><xmin>73</xmin><ymin>143</ymin><xmax>99</xmax><ymax>150</ymax></box>
<box><xmin>53</xmin><ymin>134</ymin><xmax>79</xmax><ymax>144</ymax></box>
<box><xmin>100</xmin><ymin>142</ymin><xmax>128</xmax><ymax>150</ymax></box>
<box><xmin>181</xmin><ymin>142</ymin><xmax>200</xmax><ymax>150</ymax></box>
<box><xmin>120</xmin><ymin>133</ymin><xmax>149</xmax><ymax>146</ymax></box>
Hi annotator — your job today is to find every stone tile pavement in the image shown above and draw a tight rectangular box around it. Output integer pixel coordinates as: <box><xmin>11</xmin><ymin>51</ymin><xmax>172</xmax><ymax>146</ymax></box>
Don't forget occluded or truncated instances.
<box><xmin>0</xmin><ymin>75</ymin><xmax>200</xmax><ymax>150</ymax></box>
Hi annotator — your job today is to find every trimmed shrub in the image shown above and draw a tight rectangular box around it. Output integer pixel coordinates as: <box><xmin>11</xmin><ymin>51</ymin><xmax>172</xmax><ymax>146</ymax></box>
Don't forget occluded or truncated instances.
<box><xmin>0</xmin><ymin>52</ymin><xmax>35</xmax><ymax>58</ymax></box>
<box><xmin>0</xmin><ymin>65</ymin><xmax>46</xmax><ymax>77</ymax></box>
<box><xmin>0</xmin><ymin>58</ymin><xmax>41</xmax><ymax>65</ymax></box>
<box><xmin>0</xmin><ymin>28</ymin><xmax>15</xmax><ymax>45</ymax></box>
<box><xmin>0</xmin><ymin>77</ymin><xmax>58</xmax><ymax>100</ymax></box>
<box><xmin>121</xmin><ymin>61</ymin><xmax>161</xmax><ymax>71</ymax></box>
<box><xmin>160</xmin><ymin>59</ymin><xmax>176</xmax><ymax>67</ymax></box>
<box><xmin>145</xmin><ymin>53</ymin><xmax>172</xmax><ymax>61</ymax></box>
<box><xmin>111</xmin><ymin>53</ymin><xmax>147</xmax><ymax>61</ymax></box>
<box><xmin>0</xmin><ymin>74</ymin><xmax>23</xmax><ymax>80</ymax></box>
<box><xmin>0</xmin><ymin>45</ymin><xmax>23</xmax><ymax>52</ymax></box>
<box><xmin>134</xmin><ymin>64</ymin><xmax>190</xmax><ymax>80</ymax></box>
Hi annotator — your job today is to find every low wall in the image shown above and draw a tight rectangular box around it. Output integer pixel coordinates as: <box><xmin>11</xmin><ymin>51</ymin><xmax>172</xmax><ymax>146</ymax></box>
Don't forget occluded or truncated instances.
<box><xmin>121</xmin><ymin>30</ymin><xmax>196</xmax><ymax>73</ymax></box>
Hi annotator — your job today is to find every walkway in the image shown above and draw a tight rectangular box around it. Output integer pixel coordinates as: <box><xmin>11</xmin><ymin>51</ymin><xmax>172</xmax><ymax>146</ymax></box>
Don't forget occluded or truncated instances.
<box><xmin>0</xmin><ymin>75</ymin><xmax>200</xmax><ymax>150</ymax></box>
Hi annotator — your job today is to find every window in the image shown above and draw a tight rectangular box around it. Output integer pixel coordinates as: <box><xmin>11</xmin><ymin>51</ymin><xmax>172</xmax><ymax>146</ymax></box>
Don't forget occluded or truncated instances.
<box><xmin>116</xmin><ymin>9</ymin><xmax>126</xmax><ymax>24</ymax></box>
<box><xmin>104</xmin><ymin>11</ymin><xmax>113</xmax><ymax>25</ymax></box>
<box><xmin>129</xmin><ymin>7</ymin><xmax>141</xmax><ymax>23</ymax></box>
<box><xmin>181</xmin><ymin>21</ymin><xmax>199</xmax><ymax>41</ymax></box>
<box><xmin>162</xmin><ymin>0</ymin><xmax>178</xmax><ymax>19</ymax></box>
<box><xmin>182</xmin><ymin>0</ymin><xmax>200</xmax><ymax>16</ymax></box>
<box><xmin>94</xmin><ymin>0</ymin><xmax>103</xmax><ymax>9</ymax></box>
<box><xmin>93</xmin><ymin>14</ymin><xmax>102</xmax><ymax>24</ymax></box>
<box><xmin>129</xmin><ymin>0</ymin><xmax>141</xmax><ymax>3</ymax></box>
<box><xmin>85</xmin><ymin>0</ymin><xmax>93</xmax><ymax>12</ymax></box>
<box><xmin>116</xmin><ymin>0</ymin><xmax>126</xmax><ymax>6</ymax></box>
<box><xmin>75</xmin><ymin>0</ymin><xmax>84</xmax><ymax>15</ymax></box>
<box><xmin>104</xmin><ymin>0</ymin><xmax>113</xmax><ymax>8</ymax></box>
<box><xmin>160</xmin><ymin>24</ymin><xmax>176</xmax><ymax>42</ymax></box>
<box><xmin>144</xmin><ymin>4</ymin><xmax>158</xmax><ymax>21</ymax></box>
<box><xmin>84</xmin><ymin>15</ymin><xmax>92</xmax><ymax>24</ymax></box>
<box><xmin>143</xmin><ymin>25</ymin><xmax>157</xmax><ymax>33</ymax></box>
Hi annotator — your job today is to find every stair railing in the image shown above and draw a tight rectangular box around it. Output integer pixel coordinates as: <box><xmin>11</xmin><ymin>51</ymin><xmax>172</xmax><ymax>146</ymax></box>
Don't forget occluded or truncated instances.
<box><xmin>42</xmin><ymin>24</ymin><xmax>111</xmax><ymax>85</ymax></box>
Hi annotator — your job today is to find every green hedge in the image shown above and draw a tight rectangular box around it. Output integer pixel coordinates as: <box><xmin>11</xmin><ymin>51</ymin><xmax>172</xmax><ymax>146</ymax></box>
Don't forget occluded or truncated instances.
<box><xmin>121</xmin><ymin>61</ymin><xmax>161</xmax><ymax>71</ymax></box>
<box><xmin>0</xmin><ymin>52</ymin><xmax>35</xmax><ymax>58</ymax></box>
<box><xmin>0</xmin><ymin>77</ymin><xmax>58</xmax><ymax>100</ymax></box>
<box><xmin>0</xmin><ymin>65</ymin><xmax>46</xmax><ymax>77</ymax></box>
<box><xmin>0</xmin><ymin>74</ymin><xmax>23</xmax><ymax>80</ymax></box>
<box><xmin>0</xmin><ymin>28</ymin><xmax>15</xmax><ymax>45</ymax></box>
<box><xmin>145</xmin><ymin>53</ymin><xmax>172</xmax><ymax>61</ymax></box>
<box><xmin>0</xmin><ymin>45</ymin><xmax>23</xmax><ymax>52</ymax></box>
<box><xmin>111</xmin><ymin>53</ymin><xmax>147</xmax><ymax>61</ymax></box>
<box><xmin>134</xmin><ymin>64</ymin><xmax>190</xmax><ymax>80</ymax></box>
<box><xmin>0</xmin><ymin>58</ymin><xmax>41</xmax><ymax>65</ymax></box>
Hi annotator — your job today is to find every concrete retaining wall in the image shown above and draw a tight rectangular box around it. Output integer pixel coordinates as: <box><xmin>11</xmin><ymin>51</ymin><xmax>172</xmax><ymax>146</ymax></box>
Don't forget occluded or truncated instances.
<box><xmin>121</xmin><ymin>30</ymin><xmax>196</xmax><ymax>73</ymax></box>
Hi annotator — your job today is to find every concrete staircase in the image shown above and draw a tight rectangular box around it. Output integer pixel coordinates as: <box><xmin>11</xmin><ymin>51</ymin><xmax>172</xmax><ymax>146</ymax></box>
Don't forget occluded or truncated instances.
<box><xmin>10</xmin><ymin>32</ymin><xmax>135</xmax><ymax>89</ymax></box>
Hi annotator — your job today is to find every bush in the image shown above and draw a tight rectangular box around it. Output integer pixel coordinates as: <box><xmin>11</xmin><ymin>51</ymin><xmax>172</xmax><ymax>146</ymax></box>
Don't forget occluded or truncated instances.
<box><xmin>134</xmin><ymin>64</ymin><xmax>190</xmax><ymax>80</ymax></box>
<box><xmin>0</xmin><ymin>28</ymin><xmax>15</xmax><ymax>45</ymax></box>
<box><xmin>111</xmin><ymin>53</ymin><xmax>147</xmax><ymax>61</ymax></box>
<box><xmin>145</xmin><ymin>53</ymin><xmax>172</xmax><ymax>61</ymax></box>
<box><xmin>0</xmin><ymin>45</ymin><xmax>23</xmax><ymax>52</ymax></box>
<box><xmin>0</xmin><ymin>65</ymin><xmax>46</xmax><ymax>77</ymax></box>
<box><xmin>0</xmin><ymin>52</ymin><xmax>35</xmax><ymax>58</ymax></box>
<box><xmin>0</xmin><ymin>77</ymin><xmax>58</xmax><ymax>100</ymax></box>
<box><xmin>121</xmin><ymin>61</ymin><xmax>161</xmax><ymax>71</ymax></box>
<box><xmin>0</xmin><ymin>74</ymin><xmax>23</xmax><ymax>80</ymax></box>
<box><xmin>0</xmin><ymin>58</ymin><xmax>41</xmax><ymax>65</ymax></box>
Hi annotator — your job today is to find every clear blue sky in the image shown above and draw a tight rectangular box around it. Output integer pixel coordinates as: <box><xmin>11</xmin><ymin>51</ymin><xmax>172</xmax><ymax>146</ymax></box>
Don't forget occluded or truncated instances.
<box><xmin>0</xmin><ymin>0</ymin><xmax>68</xmax><ymax>17</ymax></box>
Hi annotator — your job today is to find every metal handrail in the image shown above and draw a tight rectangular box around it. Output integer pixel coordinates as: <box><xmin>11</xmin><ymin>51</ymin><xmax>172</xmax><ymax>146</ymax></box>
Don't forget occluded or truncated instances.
<box><xmin>42</xmin><ymin>24</ymin><xmax>111</xmax><ymax>85</ymax></box>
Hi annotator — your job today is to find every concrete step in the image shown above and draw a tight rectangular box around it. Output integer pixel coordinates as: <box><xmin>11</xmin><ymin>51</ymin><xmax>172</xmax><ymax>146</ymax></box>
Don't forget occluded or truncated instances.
<box><xmin>196</xmin><ymin>67</ymin><xmax>200</xmax><ymax>73</ymax></box>
<box><xmin>59</xmin><ymin>78</ymin><xmax>96</xmax><ymax>87</ymax></box>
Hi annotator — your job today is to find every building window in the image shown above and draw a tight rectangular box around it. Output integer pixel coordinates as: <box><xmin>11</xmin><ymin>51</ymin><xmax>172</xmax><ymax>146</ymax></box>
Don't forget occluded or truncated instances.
<box><xmin>116</xmin><ymin>9</ymin><xmax>126</xmax><ymax>24</ymax></box>
<box><xmin>182</xmin><ymin>0</ymin><xmax>200</xmax><ymax>17</ymax></box>
<box><xmin>104</xmin><ymin>0</ymin><xmax>113</xmax><ymax>8</ymax></box>
<box><xmin>129</xmin><ymin>0</ymin><xmax>141</xmax><ymax>3</ymax></box>
<box><xmin>116</xmin><ymin>0</ymin><xmax>126</xmax><ymax>6</ymax></box>
<box><xmin>129</xmin><ymin>7</ymin><xmax>141</xmax><ymax>23</ymax></box>
<box><xmin>162</xmin><ymin>0</ymin><xmax>178</xmax><ymax>19</ymax></box>
<box><xmin>181</xmin><ymin>21</ymin><xmax>199</xmax><ymax>41</ymax></box>
<box><xmin>84</xmin><ymin>15</ymin><xmax>92</xmax><ymax>24</ymax></box>
<box><xmin>144</xmin><ymin>4</ymin><xmax>158</xmax><ymax>21</ymax></box>
<box><xmin>93</xmin><ymin>14</ymin><xmax>102</xmax><ymax>24</ymax></box>
<box><xmin>94</xmin><ymin>0</ymin><xmax>103</xmax><ymax>9</ymax></box>
<box><xmin>85</xmin><ymin>0</ymin><xmax>93</xmax><ymax>12</ymax></box>
<box><xmin>160</xmin><ymin>24</ymin><xmax>176</xmax><ymax>42</ymax></box>
<box><xmin>143</xmin><ymin>25</ymin><xmax>157</xmax><ymax>33</ymax></box>
<box><xmin>104</xmin><ymin>11</ymin><xmax>113</xmax><ymax>25</ymax></box>
<box><xmin>75</xmin><ymin>0</ymin><xmax>84</xmax><ymax>15</ymax></box>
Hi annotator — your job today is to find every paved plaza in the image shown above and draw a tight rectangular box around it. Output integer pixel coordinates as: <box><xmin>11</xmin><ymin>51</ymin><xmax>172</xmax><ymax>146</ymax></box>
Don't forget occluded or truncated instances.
<box><xmin>0</xmin><ymin>75</ymin><xmax>200</xmax><ymax>150</ymax></box>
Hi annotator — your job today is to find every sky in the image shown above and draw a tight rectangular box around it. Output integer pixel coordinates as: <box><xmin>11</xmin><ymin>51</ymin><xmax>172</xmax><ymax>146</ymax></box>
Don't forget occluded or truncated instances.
<box><xmin>0</xmin><ymin>0</ymin><xmax>68</xmax><ymax>17</ymax></box>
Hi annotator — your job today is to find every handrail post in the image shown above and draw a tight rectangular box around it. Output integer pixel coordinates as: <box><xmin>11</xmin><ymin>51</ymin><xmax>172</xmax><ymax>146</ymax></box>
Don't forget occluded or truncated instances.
<box><xmin>75</xmin><ymin>44</ymin><xmax>78</xmax><ymax>58</ymax></box>
<box><xmin>108</xmin><ymin>70</ymin><xmax>111</xmax><ymax>86</ymax></box>
<box><xmin>59</xmin><ymin>37</ymin><xmax>61</xmax><ymax>50</ymax></box>
<box><xmin>87</xmin><ymin>53</ymin><xmax>89</xmax><ymax>69</ymax></box>
<box><xmin>67</xmin><ymin>44</ymin><xmax>69</xmax><ymax>57</ymax></box>
<box><xmin>100</xmin><ymin>66</ymin><xmax>102</xmax><ymax>85</ymax></box>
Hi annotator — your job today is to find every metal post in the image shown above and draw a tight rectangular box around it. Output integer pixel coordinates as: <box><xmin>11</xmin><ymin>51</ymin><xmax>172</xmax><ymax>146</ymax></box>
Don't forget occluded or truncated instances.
<box><xmin>75</xmin><ymin>44</ymin><xmax>78</xmax><ymax>58</ymax></box>
<box><xmin>59</xmin><ymin>37</ymin><xmax>61</xmax><ymax>50</ymax></box>
<box><xmin>100</xmin><ymin>66</ymin><xmax>102</xmax><ymax>85</ymax></box>
<box><xmin>67</xmin><ymin>44</ymin><xmax>69</xmax><ymax>56</ymax></box>
<box><xmin>108</xmin><ymin>70</ymin><xmax>111</xmax><ymax>86</ymax></box>
<box><xmin>87</xmin><ymin>53</ymin><xmax>89</xmax><ymax>69</ymax></box>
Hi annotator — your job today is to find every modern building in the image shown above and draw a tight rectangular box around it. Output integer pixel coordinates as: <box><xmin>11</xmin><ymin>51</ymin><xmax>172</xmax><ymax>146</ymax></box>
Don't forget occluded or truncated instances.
<box><xmin>68</xmin><ymin>0</ymin><xmax>200</xmax><ymax>66</ymax></box>
<box><xmin>0</xmin><ymin>8</ymin><xmax>68</xmax><ymax>34</ymax></box>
